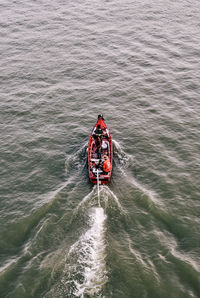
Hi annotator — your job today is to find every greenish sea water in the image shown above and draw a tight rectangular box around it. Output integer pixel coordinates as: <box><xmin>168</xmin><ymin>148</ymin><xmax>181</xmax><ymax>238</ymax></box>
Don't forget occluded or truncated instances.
<box><xmin>0</xmin><ymin>0</ymin><xmax>200</xmax><ymax>297</ymax></box>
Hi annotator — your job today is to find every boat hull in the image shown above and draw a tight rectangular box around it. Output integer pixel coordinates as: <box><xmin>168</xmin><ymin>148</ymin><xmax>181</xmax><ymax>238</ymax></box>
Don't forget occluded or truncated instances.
<box><xmin>88</xmin><ymin>117</ymin><xmax>112</xmax><ymax>184</ymax></box>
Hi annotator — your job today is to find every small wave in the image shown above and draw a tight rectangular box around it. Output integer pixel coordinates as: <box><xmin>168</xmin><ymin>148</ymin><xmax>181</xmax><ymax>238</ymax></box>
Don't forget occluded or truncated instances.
<box><xmin>70</xmin><ymin>187</ymin><xmax>97</xmax><ymax>226</ymax></box>
<box><xmin>128</xmin><ymin>176</ymin><xmax>163</xmax><ymax>208</ymax></box>
<box><xmin>62</xmin><ymin>207</ymin><xmax>107</xmax><ymax>297</ymax></box>
<box><xmin>156</xmin><ymin>230</ymin><xmax>200</xmax><ymax>295</ymax></box>
<box><xmin>72</xmin><ymin>185</ymin><xmax>126</xmax><ymax>219</ymax></box>
<box><xmin>112</xmin><ymin>140</ymin><xmax>162</xmax><ymax>208</ymax></box>
<box><xmin>76</xmin><ymin>186</ymin><xmax>97</xmax><ymax>210</ymax></box>
<box><xmin>0</xmin><ymin>178</ymin><xmax>73</xmax><ymax>256</ymax></box>
<box><xmin>99</xmin><ymin>185</ymin><xmax>127</xmax><ymax>215</ymax></box>
<box><xmin>65</xmin><ymin>142</ymin><xmax>88</xmax><ymax>174</ymax></box>
<box><xmin>126</xmin><ymin>234</ymin><xmax>160</xmax><ymax>284</ymax></box>
<box><xmin>113</xmin><ymin>139</ymin><xmax>133</xmax><ymax>169</ymax></box>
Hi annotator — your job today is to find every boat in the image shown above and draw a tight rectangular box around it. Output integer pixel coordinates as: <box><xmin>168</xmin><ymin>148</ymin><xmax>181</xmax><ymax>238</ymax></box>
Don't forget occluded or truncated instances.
<box><xmin>88</xmin><ymin>115</ymin><xmax>112</xmax><ymax>184</ymax></box>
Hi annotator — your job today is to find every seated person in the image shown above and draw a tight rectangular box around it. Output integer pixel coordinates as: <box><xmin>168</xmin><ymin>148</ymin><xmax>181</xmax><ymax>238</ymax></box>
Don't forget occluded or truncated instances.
<box><xmin>101</xmin><ymin>140</ymin><xmax>108</xmax><ymax>151</ymax></box>
<box><xmin>98</xmin><ymin>114</ymin><xmax>104</xmax><ymax>120</ymax></box>
<box><xmin>102</xmin><ymin>155</ymin><xmax>111</xmax><ymax>173</ymax></box>
<box><xmin>93</xmin><ymin>124</ymin><xmax>103</xmax><ymax>137</ymax></box>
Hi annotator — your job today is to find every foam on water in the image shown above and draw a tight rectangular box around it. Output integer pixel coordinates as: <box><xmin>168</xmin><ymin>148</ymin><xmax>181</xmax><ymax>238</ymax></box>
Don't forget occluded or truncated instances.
<box><xmin>113</xmin><ymin>139</ymin><xmax>162</xmax><ymax>206</ymax></box>
<box><xmin>72</xmin><ymin>187</ymin><xmax>97</xmax><ymax>219</ymax></box>
<box><xmin>113</xmin><ymin>139</ymin><xmax>133</xmax><ymax>170</ymax></box>
<box><xmin>63</xmin><ymin>207</ymin><xmax>107</xmax><ymax>297</ymax></box>
<box><xmin>65</xmin><ymin>142</ymin><xmax>88</xmax><ymax>174</ymax></box>
<box><xmin>99</xmin><ymin>185</ymin><xmax>127</xmax><ymax>215</ymax></box>
<box><xmin>128</xmin><ymin>176</ymin><xmax>163</xmax><ymax>207</ymax></box>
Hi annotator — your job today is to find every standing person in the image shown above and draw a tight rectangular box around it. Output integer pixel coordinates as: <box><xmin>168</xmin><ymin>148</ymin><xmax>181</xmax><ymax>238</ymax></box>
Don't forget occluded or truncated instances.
<box><xmin>93</xmin><ymin>124</ymin><xmax>104</xmax><ymax>158</ymax></box>
<box><xmin>93</xmin><ymin>124</ymin><xmax>103</xmax><ymax>137</ymax></box>
<box><xmin>98</xmin><ymin>114</ymin><xmax>104</xmax><ymax>120</ymax></box>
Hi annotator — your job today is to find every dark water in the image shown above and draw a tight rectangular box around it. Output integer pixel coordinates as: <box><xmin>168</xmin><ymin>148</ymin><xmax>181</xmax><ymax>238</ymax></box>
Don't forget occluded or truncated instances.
<box><xmin>1</xmin><ymin>0</ymin><xmax>200</xmax><ymax>297</ymax></box>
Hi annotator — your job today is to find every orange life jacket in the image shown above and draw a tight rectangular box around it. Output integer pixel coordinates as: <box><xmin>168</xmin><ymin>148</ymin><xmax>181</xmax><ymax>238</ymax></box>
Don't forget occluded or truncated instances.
<box><xmin>103</xmin><ymin>159</ymin><xmax>111</xmax><ymax>172</ymax></box>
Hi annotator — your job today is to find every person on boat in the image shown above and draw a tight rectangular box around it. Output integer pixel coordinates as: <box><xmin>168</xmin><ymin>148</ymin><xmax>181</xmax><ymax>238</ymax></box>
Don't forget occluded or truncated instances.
<box><xmin>101</xmin><ymin>140</ymin><xmax>108</xmax><ymax>151</ymax></box>
<box><xmin>93</xmin><ymin>124</ymin><xmax>103</xmax><ymax>137</ymax></box>
<box><xmin>98</xmin><ymin>114</ymin><xmax>104</xmax><ymax>120</ymax></box>
<box><xmin>93</xmin><ymin>124</ymin><xmax>104</xmax><ymax>158</ymax></box>
<box><xmin>93</xmin><ymin>124</ymin><xmax>108</xmax><ymax>139</ymax></box>
<box><xmin>102</xmin><ymin>155</ymin><xmax>111</xmax><ymax>173</ymax></box>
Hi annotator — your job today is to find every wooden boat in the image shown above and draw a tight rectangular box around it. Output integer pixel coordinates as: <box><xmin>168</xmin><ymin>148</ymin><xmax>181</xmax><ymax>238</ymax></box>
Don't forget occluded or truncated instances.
<box><xmin>88</xmin><ymin>115</ymin><xmax>112</xmax><ymax>184</ymax></box>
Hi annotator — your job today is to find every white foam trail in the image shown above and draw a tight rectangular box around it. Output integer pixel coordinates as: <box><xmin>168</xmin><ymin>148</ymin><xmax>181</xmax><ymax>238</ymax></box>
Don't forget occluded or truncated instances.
<box><xmin>66</xmin><ymin>207</ymin><xmax>107</xmax><ymax>297</ymax></box>
<box><xmin>97</xmin><ymin>170</ymin><xmax>101</xmax><ymax>207</ymax></box>
<box><xmin>100</xmin><ymin>185</ymin><xmax>127</xmax><ymax>214</ymax></box>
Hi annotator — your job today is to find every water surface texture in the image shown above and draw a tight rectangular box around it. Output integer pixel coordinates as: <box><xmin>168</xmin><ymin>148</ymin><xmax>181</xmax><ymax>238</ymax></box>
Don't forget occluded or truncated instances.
<box><xmin>1</xmin><ymin>0</ymin><xmax>200</xmax><ymax>297</ymax></box>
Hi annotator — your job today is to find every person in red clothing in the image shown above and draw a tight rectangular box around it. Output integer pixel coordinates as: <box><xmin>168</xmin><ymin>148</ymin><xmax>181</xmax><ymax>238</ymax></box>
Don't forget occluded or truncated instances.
<box><xmin>102</xmin><ymin>155</ymin><xmax>111</xmax><ymax>173</ymax></box>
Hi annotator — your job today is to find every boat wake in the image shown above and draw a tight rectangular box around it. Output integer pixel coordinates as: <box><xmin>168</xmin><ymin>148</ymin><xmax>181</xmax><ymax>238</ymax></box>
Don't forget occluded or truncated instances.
<box><xmin>65</xmin><ymin>142</ymin><xmax>88</xmax><ymax>176</ymax></box>
<box><xmin>61</xmin><ymin>207</ymin><xmax>107</xmax><ymax>297</ymax></box>
<box><xmin>99</xmin><ymin>185</ymin><xmax>126</xmax><ymax>215</ymax></box>
<box><xmin>41</xmin><ymin>142</ymin><xmax>129</xmax><ymax>297</ymax></box>
<box><xmin>43</xmin><ymin>183</ymin><xmax>125</xmax><ymax>298</ymax></box>
<box><xmin>73</xmin><ymin>184</ymin><xmax>126</xmax><ymax>219</ymax></box>
<box><xmin>113</xmin><ymin>139</ymin><xmax>133</xmax><ymax>169</ymax></box>
<box><xmin>42</xmin><ymin>141</ymin><xmax>200</xmax><ymax>298</ymax></box>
